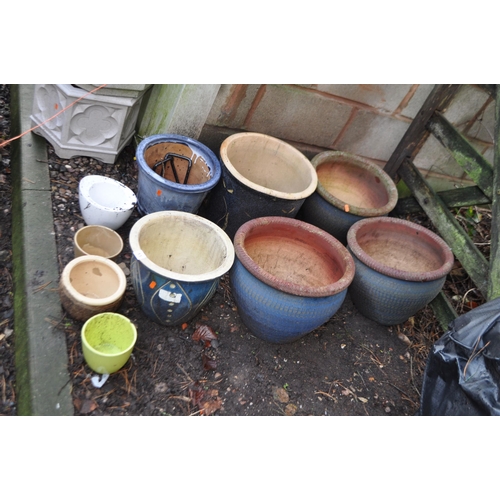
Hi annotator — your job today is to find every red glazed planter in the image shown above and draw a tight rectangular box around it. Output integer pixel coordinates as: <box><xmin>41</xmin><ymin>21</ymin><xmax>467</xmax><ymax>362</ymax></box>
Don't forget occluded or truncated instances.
<box><xmin>230</xmin><ymin>216</ymin><xmax>355</xmax><ymax>343</ymax></box>
<box><xmin>298</xmin><ymin>150</ymin><xmax>398</xmax><ymax>244</ymax></box>
<box><xmin>346</xmin><ymin>217</ymin><xmax>455</xmax><ymax>325</ymax></box>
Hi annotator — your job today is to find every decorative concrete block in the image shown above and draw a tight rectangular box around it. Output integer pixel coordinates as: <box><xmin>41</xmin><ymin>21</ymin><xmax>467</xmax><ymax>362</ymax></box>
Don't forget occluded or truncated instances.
<box><xmin>75</xmin><ymin>84</ymin><xmax>152</xmax><ymax>99</ymax></box>
<box><xmin>30</xmin><ymin>84</ymin><xmax>147</xmax><ymax>164</ymax></box>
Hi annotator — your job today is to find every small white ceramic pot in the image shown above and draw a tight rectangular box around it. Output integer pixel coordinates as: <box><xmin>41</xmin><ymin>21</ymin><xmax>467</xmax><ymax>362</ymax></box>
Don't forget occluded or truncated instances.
<box><xmin>74</xmin><ymin>225</ymin><xmax>123</xmax><ymax>260</ymax></box>
<box><xmin>59</xmin><ymin>255</ymin><xmax>127</xmax><ymax>322</ymax></box>
<box><xmin>79</xmin><ymin>175</ymin><xmax>137</xmax><ymax>230</ymax></box>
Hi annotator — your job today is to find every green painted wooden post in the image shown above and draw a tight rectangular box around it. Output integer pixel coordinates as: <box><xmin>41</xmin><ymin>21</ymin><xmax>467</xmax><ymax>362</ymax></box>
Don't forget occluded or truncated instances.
<box><xmin>487</xmin><ymin>85</ymin><xmax>500</xmax><ymax>300</ymax></box>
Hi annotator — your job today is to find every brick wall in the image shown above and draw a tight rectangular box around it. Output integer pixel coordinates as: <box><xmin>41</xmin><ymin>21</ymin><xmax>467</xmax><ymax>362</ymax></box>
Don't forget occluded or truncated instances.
<box><xmin>198</xmin><ymin>84</ymin><xmax>495</xmax><ymax>193</ymax></box>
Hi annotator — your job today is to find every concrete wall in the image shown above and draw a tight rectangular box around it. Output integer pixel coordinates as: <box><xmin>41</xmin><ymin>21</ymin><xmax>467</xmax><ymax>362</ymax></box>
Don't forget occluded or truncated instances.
<box><xmin>196</xmin><ymin>84</ymin><xmax>495</xmax><ymax>193</ymax></box>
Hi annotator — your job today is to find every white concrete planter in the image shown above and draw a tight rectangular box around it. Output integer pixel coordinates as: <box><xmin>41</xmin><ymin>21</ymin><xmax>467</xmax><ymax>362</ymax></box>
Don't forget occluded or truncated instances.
<box><xmin>30</xmin><ymin>84</ymin><xmax>148</xmax><ymax>163</ymax></box>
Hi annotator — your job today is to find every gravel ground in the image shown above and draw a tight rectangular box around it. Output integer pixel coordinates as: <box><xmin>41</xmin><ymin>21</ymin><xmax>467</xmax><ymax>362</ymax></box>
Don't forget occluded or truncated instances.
<box><xmin>0</xmin><ymin>84</ymin><xmax>15</xmax><ymax>416</ymax></box>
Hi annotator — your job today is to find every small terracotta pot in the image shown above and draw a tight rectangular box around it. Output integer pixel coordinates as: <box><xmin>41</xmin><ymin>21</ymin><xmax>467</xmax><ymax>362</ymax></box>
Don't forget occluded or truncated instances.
<box><xmin>74</xmin><ymin>225</ymin><xmax>123</xmax><ymax>260</ymax></box>
<box><xmin>199</xmin><ymin>132</ymin><xmax>318</xmax><ymax>239</ymax></box>
<box><xmin>298</xmin><ymin>150</ymin><xmax>398</xmax><ymax>244</ymax></box>
<box><xmin>231</xmin><ymin>216</ymin><xmax>355</xmax><ymax>343</ymax></box>
<box><xmin>59</xmin><ymin>255</ymin><xmax>127</xmax><ymax>322</ymax></box>
<box><xmin>346</xmin><ymin>217</ymin><xmax>454</xmax><ymax>325</ymax></box>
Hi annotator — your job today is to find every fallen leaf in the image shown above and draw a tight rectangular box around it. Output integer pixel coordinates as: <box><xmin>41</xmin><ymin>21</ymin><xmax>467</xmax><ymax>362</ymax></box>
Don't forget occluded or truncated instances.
<box><xmin>272</xmin><ymin>387</ymin><xmax>289</xmax><ymax>403</ymax></box>
<box><xmin>192</xmin><ymin>324</ymin><xmax>218</xmax><ymax>345</ymax></box>
<box><xmin>397</xmin><ymin>332</ymin><xmax>411</xmax><ymax>346</ymax></box>
<box><xmin>200</xmin><ymin>397</ymin><xmax>222</xmax><ymax>416</ymax></box>
<box><xmin>202</xmin><ymin>353</ymin><xmax>217</xmax><ymax>371</ymax></box>
<box><xmin>75</xmin><ymin>399</ymin><xmax>98</xmax><ymax>414</ymax></box>
<box><xmin>284</xmin><ymin>404</ymin><xmax>297</xmax><ymax>416</ymax></box>
<box><xmin>181</xmin><ymin>322</ymin><xmax>189</xmax><ymax>330</ymax></box>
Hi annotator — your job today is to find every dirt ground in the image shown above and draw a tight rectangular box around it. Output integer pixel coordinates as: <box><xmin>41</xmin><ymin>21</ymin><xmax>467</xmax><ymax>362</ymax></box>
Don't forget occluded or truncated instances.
<box><xmin>49</xmin><ymin>147</ymin><xmax>429</xmax><ymax>417</ymax></box>
<box><xmin>1</xmin><ymin>83</ymin><xmax>488</xmax><ymax>416</ymax></box>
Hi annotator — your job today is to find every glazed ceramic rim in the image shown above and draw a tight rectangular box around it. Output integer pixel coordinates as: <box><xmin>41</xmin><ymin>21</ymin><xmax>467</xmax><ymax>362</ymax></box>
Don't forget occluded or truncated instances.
<box><xmin>312</xmin><ymin>150</ymin><xmax>398</xmax><ymax>217</ymax></box>
<box><xmin>234</xmin><ymin>216</ymin><xmax>355</xmax><ymax>297</ymax></box>
<box><xmin>129</xmin><ymin>210</ymin><xmax>235</xmax><ymax>282</ymax></box>
<box><xmin>346</xmin><ymin>217</ymin><xmax>455</xmax><ymax>282</ymax></box>
<box><xmin>61</xmin><ymin>255</ymin><xmax>127</xmax><ymax>306</ymax></box>
<box><xmin>74</xmin><ymin>225</ymin><xmax>124</xmax><ymax>259</ymax></box>
<box><xmin>220</xmin><ymin>132</ymin><xmax>318</xmax><ymax>200</ymax></box>
<box><xmin>79</xmin><ymin>175</ymin><xmax>137</xmax><ymax>212</ymax></box>
<box><xmin>136</xmin><ymin>134</ymin><xmax>221</xmax><ymax>193</ymax></box>
<box><xmin>81</xmin><ymin>312</ymin><xmax>137</xmax><ymax>358</ymax></box>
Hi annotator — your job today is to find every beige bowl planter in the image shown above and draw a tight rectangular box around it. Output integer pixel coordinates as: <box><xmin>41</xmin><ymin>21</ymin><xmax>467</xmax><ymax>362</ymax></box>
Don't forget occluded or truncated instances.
<box><xmin>59</xmin><ymin>255</ymin><xmax>127</xmax><ymax>322</ymax></box>
<box><xmin>199</xmin><ymin>132</ymin><xmax>318</xmax><ymax>239</ymax></box>
<box><xmin>74</xmin><ymin>225</ymin><xmax>123</xmax><ymax>260</ymax></box>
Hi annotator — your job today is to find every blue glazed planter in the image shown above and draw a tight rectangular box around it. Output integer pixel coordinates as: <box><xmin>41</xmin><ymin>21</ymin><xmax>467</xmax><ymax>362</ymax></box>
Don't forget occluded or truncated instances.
<box><xmin>199</xmin><ymin>132</ymin><xmax>317</xmax><ymax>240</ymax></box>
<box><xmin>298</xmin><ymin>150</ymin><xmax>398</xmax><ymax>245</ymax></box>
<box><xmin>346</xmin><ymin>217</ymin><xmax>454</xmax><ymax>326</ymax></box>
<box><xmin>135</xmin><ymin>134</ymin><xmax>221</xmax><ymax>215</ymax></box>
<box><xmin>129</xmin><ymin>211</ymin><xmax>234</xmax><ymax>326</ymax></box>
<box><xmin>230</xmin><ymin>217</ymin><xmax>355</xmax><ymax>343</ymax></box>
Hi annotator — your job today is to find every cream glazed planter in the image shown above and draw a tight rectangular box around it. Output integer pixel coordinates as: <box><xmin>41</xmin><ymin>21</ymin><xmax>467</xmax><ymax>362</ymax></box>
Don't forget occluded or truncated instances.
<box><xmin>30</xmin><ymin>84</ymin><xmax>150</xmax><ymax>163</ymax></box>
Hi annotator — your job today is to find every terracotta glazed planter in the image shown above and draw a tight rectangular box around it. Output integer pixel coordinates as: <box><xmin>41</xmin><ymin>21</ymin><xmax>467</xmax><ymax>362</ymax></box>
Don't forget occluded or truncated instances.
<box><xmin>298</xmin><ymin>150</ymin><xmax>398</xmax><ymax>244</ymax></box>
<box><xmin>230</xmin><ymin>217</ymin><xmax>355</xmax><ymax>343</ymax></box>
<box><xmin>59</xmin><ymin>255</ymin><xmax>127</xmax><ymax>322</ymax></box>
<box><xmin>199</xmin><ymin>132</ymin><xmax>318</xmax><ymax>239</ymax></box>
<box><xmin>129</xmin><ymin>211</ymin><xmax>234</xmax><ymax>326</ymax></box>
<box><xmin>135</xmin><ymin>134</ymin><xmax>221</xmax><ymax>215</ymax></box>
<box><xmin>346</xmin><ymin>217</ymin><xmax>454</xmax><ymax>326</ymax></box>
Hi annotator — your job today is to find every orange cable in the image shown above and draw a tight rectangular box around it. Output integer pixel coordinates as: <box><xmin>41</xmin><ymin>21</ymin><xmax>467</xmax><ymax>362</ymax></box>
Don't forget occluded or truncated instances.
<box><xmin>0</xmin><ymin>84</ymin><xmax>108</xmax><ymax>149</ymax></box>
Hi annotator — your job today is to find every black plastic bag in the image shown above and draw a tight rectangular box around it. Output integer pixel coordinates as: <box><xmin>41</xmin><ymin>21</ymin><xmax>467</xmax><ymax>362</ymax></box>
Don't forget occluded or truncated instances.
<box><xmin>418</xmin><ymin>297</ymin><xmax>500</xmax><ymax>416</ymax></box>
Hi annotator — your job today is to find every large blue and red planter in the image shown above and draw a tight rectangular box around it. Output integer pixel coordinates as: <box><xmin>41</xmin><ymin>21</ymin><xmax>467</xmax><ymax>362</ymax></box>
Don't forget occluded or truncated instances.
<box><xmin>346</xmin><ymin>217</ymin><xmax>455</xmax><ymax>326</ymax></box>
<box><xmin>230</xmin><ymin>216</ymin><xmax>355</xmax><ymax>343</ymax></box>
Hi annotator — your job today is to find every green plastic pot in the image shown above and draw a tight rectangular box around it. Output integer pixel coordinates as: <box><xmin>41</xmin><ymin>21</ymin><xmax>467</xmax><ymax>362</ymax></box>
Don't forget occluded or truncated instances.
<box><xmin>81</xmin><ymin>313</ymin><xmax>137</xmax><ymax>374</ymax></box>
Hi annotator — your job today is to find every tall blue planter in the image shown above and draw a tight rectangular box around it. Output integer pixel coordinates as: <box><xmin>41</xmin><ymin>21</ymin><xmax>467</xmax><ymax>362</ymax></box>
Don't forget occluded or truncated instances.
<box><xmin>135</xmin><ymin>134</ymin><xmax>221</xmax><ymax>215</ymax></box>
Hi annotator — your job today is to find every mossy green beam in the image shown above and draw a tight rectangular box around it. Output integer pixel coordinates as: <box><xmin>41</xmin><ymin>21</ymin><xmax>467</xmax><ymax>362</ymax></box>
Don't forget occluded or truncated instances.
<box><xmin>427</xmin><ymin>112</ymin><xmax>494</xmax><ymax>199</ymax></box>
<box><xmin>487</xmin><ymin>85</ymin><xmax>500</xmax><ymax>300</ymax></box>
<box><xmin>394</xmin><ymin>185</ymin><xmax>490</xmax><ymax>216</ymax></box>
<box><xmin>429</xmin><ymin>292</ymin><xmax>458</xmax><ymax>331</ymax></box>
<box><xmin>399</xmin><ymin>158</ymin><xmax>489</xmax><ymax>297</ymax></box>
<box><xmin>384</xmin><ymin>84</ymin><xmax>460</xmax><ymax>179</ymax></box>
<box><xmin>10</xmin><ymin>85</ymin><xmax>73</xmax><ymax>415</ymax></box>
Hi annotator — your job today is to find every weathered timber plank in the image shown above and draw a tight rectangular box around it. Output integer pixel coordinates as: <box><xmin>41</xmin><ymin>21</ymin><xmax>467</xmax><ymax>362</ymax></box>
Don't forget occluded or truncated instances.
<box><xmin>430</xmin><ymin>292</ymin><xmax>458</xmax><ymax>332</ymax></box>
<box><xmin>477</xmin><ymin>84</ymin><xmax>496</xmax><ymax>98</ymax></box>
<box><xmin>399</xmin><ymin>159</ymin><xmax>489</xmax><ymax>296</ymax></box>
<box><xmin>428</xmin><ymin>112</ymin><xmax>494</xmax><ymax>199</ymax></box>
<box><xmin>384</xmin><ymin>84</ymin><xmax>461</xmax><ymax>179</ymax></box>
<box><xmin>393</xmin><ymin>185</ymin><xmax>490</xmax><ymax>215</ymax></box>
<box><xmin>487</xmin><ymin>85</ymin><xmax>500</xmax><ymax>300</ymax></box>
